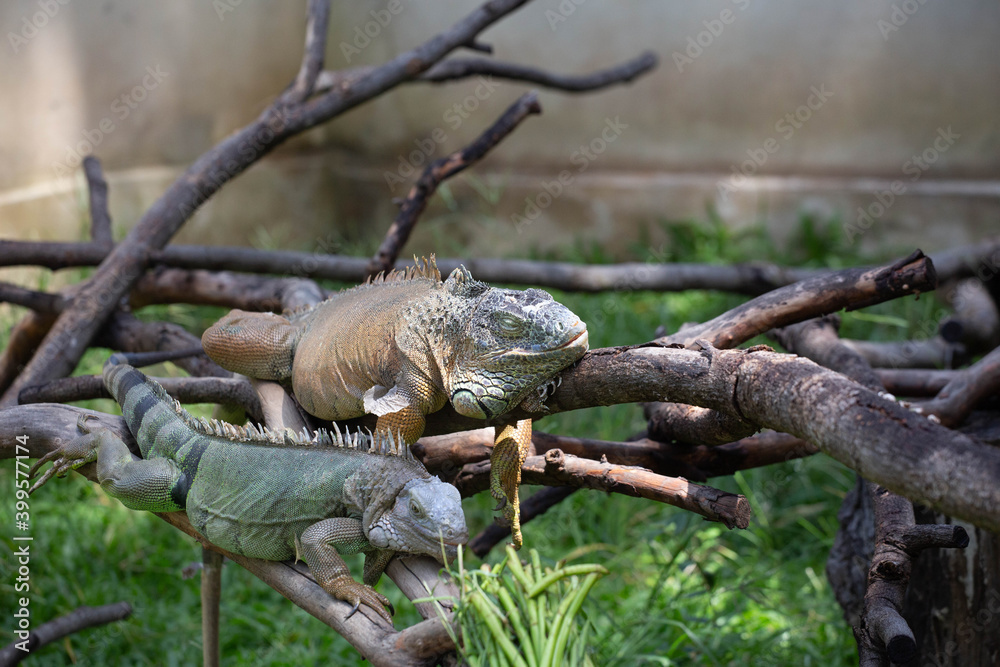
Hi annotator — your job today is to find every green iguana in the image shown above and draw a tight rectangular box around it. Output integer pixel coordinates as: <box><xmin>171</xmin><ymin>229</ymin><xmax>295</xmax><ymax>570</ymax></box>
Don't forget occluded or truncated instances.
<box><xmin>201</xmin><ymin>257</ymin><xmax>588</xmax><ymax>547</ymax></box>
<box><xmin>28</xmin><ymin>355</ymin><xmax>468</xmax><ymax>622</ymax></box>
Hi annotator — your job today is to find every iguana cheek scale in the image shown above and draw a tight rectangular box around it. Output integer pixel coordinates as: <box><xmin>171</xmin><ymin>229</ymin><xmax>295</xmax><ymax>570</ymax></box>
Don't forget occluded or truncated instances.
<box><xmin>202</xmin><ymin>257</ymin><xmax>589</xmax><ymax>547</ymax></box>
<box><xmin>28</xmin><ymin>355</ymin><xmax>469</xmax><ymax>623</ymax></box>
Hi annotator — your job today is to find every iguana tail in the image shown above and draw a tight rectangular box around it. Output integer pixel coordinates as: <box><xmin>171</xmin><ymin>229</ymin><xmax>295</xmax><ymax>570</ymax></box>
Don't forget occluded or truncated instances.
<box><xmin>103</xmin><ymin>354</ymin><xmax>203</xmax><ymax>461</ymax></box>
<box><xmin>201</xmin><ymin>309</ymin><xmax>299</xmax><ymax>381</ymax></box>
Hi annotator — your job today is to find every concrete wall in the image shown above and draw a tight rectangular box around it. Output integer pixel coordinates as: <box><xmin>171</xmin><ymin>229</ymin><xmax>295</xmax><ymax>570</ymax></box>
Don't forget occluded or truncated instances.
<box><xmin>2</xmin><ymin>1</ymin><xmax>998</xmax><ymax>263</ymax></box>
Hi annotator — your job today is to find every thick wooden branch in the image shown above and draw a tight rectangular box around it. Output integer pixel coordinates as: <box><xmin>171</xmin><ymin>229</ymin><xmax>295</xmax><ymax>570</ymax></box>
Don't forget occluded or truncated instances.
<box><xmin>3</xmin><ymin>0</ymin><xmax>532</xmax><ymax>404</ymax></box>
<box><xmin>1</xmin><ymin>270</ymin><xmax>323</xmax><ymax>316</ymax></box>
<box><xmin>772</xmin><ymin>315</ymin><xmax>883</xmax><ymax>390</ymax></box>
<box><xmin>17</xmin><ymin>374</ymin><xmax>264</xmax><ymax>424</ymax></box>
<box><xmin>0</xmin><ymin>602</ymin><xmax>132</xmax><ymax>666</ymax></box>
<box><xmin>454</xmin><ymin>343</ymin><xmax>1000</xmax><ymax>533</ymax></box>
<box><xmin>83</xmin><ymin>157</ymin><xmax>113</xmax><ymax>247</ymax></box>
<box><xmin>366</xmin><ymin>91</ymin><xmax>542</xmax><ymax>279</ymax></box>
<box><xmin>0</xmin><ymin>241</ymin><xmax>831</xmax><ymax>293</ymax></box>
<box><xmin>455</xmin><ymin>448</ymin><xmax>752</xmax><ymax>529</ymax></box>
<box><xmin>842</xmin><ymin>336</ymin><xmax>966</xmax><ymax>370</ymax></box>
<box><xmin>643</xmin><ymin>402</ymin><xmax>758</xmax><ymax>446</ymax></box>
<box><xmin>872</xmin><ymin>368</ymin><xmax>955</xmax><ymax>397</ymax></box>
<box><xmin>919</xmin><ymin>346</ymin><xmax>1000</xmax><ymax>427</ymax></box>
<box><xmin>657</xmin><ymin>250</ymin><xmax>937</xmax><ymax>348</ymax></box>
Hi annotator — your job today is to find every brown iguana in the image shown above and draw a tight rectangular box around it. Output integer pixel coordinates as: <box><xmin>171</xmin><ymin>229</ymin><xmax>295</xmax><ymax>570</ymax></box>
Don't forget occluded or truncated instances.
<box><xmin>29</xmin><ymin>355</ymin><xmax>468</xmax><ymax>622</ymax></box>
<box><xmin>201</xmin><ymin>257</ymin><xmax>589</xmax><ymax>547</ymax></box>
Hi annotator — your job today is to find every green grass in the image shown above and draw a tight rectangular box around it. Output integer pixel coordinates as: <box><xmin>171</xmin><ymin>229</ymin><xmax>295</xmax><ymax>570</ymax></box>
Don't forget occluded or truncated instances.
<box><xmin>0</xmin><ymin>216</ymin><xmax>930</xmax><ymax>665</ymax></box>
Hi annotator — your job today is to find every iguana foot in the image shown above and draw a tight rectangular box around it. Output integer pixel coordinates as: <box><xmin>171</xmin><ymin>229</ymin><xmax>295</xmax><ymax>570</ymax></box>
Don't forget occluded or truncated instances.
<box><xmin>491</xmin><ymin>419</ymin><xmax>532</xmax><ymax>550</ymax></box>
<box><xmin>330</xmin><ymin>576</ymin><xmax>394</xmax><ymax>624</ymax></box>
<box><xmin>27</xmin><ymin>415</ymin><xmax>101</xmax><ymax>494</ymax></box>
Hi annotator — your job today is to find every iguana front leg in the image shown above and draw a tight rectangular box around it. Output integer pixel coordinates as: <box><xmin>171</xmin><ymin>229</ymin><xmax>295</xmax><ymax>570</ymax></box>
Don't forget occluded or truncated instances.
<box><xmin>201</xmin><ymin>309</ymin><xmax>298</xmax><ymax>381</ymax></box>
<box><xmin>299</xmin><ymin>518</ymin><xmax>394</xmax><ymax>623</ymax></box>
<box><xmin>29</xmin><ymin>416</ymin><xmax>186</xmax><ymax>513</ymax></box>
<box><xmin>491</xmin><ymin>419</ymin><xmax>533</xmax><ymax>549</ymax></box>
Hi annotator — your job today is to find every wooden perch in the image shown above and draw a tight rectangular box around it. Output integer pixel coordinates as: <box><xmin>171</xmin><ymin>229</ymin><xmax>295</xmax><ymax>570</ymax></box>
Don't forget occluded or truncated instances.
<box><xmin>366</xmin><ymin>91</ymin><xmax>542</xmax><ymax>279</ymax></box>
<box><xmin>454</xmin><ymin>448</ymin><xmax>752</xmax><ymax>529</ymax></box>
<box><xmin>657</xmin><ymin>250</ymin><xmax>937</xmax><ymax>348</ymax></box>
<box><xmin>938</xmin><ymin>277</ymin><xmax>1000</xmax><ymax>352</ymax></box>
<box><xmin>17</xmin><ymin>375</ymin><xmax>264</xmax><ymax>424</ymax></box>
<box><xmin>872</xmin><ymin>368</ymin><xmax>955</xmax><ymax>397</ymax></box>
<box><xmin>841</xmin><ymin>336</ymin><xmax>966</xmax><ymax>370</ymax></box>
<box><xmin>0</xmin><ymin>602</ymin><xmax>132</xmax><ymax>666</ymax></box>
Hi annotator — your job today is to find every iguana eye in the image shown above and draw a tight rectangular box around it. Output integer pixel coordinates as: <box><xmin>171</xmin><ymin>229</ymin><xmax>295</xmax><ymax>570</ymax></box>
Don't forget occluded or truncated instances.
<box><xmin>494</xmin><ymin>313</ymin><xmax>524</xmax><ymax>336</ymax></box>
<box><xmin>409</xmin><ymin>500</ymin><xmax>423</xmax><ymax>517</ymax></box>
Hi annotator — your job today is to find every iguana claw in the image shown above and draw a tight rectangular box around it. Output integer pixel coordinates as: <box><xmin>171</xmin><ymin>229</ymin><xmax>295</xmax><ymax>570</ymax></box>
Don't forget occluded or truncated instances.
<box><xmin>492</xmin><ymin>497</ymin><xmax>507</xmax><ymax>512</ymax></box>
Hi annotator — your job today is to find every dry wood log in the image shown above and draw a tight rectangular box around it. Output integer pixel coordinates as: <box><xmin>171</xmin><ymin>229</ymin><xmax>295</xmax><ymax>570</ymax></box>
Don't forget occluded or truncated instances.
<box><xmin>366</xmin><ymin>91</ymin><xmax>542</xmax><ymax>279</ymax></box>
<box><xmin>771</xmin><ymin>314</ymin><xmax>882</xmax><ymax>390</ymax></box>
<box><xmin>657</xmin><ymin>250</ymin><xmax>937</xmax><ymax>348</ymax></box>
<box><xmin>0</xmin><ymin>602</ymin><xmax>132</xmax><ymax>666</ymax></box>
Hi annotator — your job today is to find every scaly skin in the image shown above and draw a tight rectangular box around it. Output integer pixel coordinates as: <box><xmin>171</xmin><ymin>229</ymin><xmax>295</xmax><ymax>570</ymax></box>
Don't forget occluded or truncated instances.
<box><xmin>28</xmin><ymin>355</ymin><xmax>468</xmax><ymax>623</ymax></box>
<box><xmin>202</xmin><ymin>257</ymin><xmax>589</xmax><ymax>547</ymax></box>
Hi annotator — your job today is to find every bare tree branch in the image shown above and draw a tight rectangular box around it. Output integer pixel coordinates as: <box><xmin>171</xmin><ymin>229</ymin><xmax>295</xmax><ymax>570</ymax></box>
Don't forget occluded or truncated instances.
<box><xmin>919</xmin><ymin>346</ymin><xmax>1000</xmax><ymax>427</ymax></box>
<box><xmin>454</xmin><ymin>448</ymin><xmax>752</xmax><ymax>529</ymax></box>
<box><xmin>872</xmin><ymin>368</ymin><xmax>955</xmax><ymax>397</ymax></box>
<box><xmin>366</xmin><ymin>91</ymin><xmax>542</xmax><ymax>279</ymax></box>
<box><xmin>842</xmin><ymin>336</ymin><xmax>966</xmax><ymax>370</ymax></box>
<box><xmin>658</xmin><ymin>251</ymin><xmax>937</xmax><ymax>348</ymax></box>
<box><xmin>417</xmin><ymin>51</ymin><xmax>658</xmax><ymax>90</ymax></box>
<box><xmin>17</xmin><ymin>374</ymin><xmax>263</xmax><ymax>424</ymax></box>
<box><xmin>313</xmin><ymin>50</ymin><xmax>658</xmax><ymax>96</ymax></box>
<box><xmin>83</xmin><ymin>156</ymin><xmax>113</xmax><ymax>247</ymax></box>
<box><xmin>0</xmin><ymin>602</ymin><xmax>132</xmax><ymax>665</ymax></box>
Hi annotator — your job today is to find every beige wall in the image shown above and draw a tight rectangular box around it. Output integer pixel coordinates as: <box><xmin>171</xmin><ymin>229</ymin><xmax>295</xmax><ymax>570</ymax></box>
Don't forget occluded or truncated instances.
<box><xmin>1</xmin><ymin>1</ymin><xmax>998</xmax><ymax>262</ymax></box>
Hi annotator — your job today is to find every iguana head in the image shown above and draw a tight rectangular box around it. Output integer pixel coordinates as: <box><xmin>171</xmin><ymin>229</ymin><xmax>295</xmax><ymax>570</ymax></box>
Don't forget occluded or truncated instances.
<box><xmin>443</xmin><ymin>267</ymin><xmax>589</xmax><ymax>420</ymax></box>
<box><xmin>366</xmin><ymin>477</ymin><xmax>468</xmax><ymax>561</ymax></box>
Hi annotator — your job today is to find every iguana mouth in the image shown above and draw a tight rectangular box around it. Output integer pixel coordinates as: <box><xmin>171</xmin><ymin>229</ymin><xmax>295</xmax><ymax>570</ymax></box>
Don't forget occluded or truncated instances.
<box><xmin>556</xmin><ymin>328</ymin><xmax>587</xmax><ymax>349</ymax></box>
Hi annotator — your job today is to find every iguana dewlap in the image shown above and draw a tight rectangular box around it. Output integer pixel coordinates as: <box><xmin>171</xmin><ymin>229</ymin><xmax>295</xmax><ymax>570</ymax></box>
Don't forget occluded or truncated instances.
<box><xmin>201</xmin><ymin>257</ymin><xmax>589</xmax><ymax>547</ymax></box>
<box><xmin>29</xmin><ymin>356</ymin><xmax>468</xmax><ymax>623</ymax></box>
